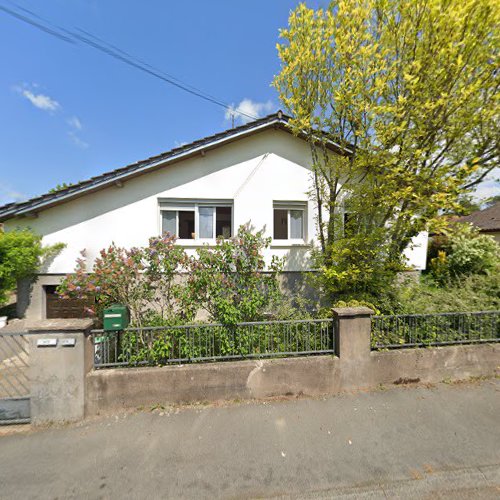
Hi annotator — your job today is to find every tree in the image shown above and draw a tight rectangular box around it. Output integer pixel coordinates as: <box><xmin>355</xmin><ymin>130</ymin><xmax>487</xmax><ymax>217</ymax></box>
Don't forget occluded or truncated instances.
<box><xmin>0</xmin><ymin>229</ymin><xmax>64</xmax><ymax>305</ymax></box>
<box><xmin>273</xmin><ymin>0</ymin><xmax>499</xmax><ymax>302</ymax></box>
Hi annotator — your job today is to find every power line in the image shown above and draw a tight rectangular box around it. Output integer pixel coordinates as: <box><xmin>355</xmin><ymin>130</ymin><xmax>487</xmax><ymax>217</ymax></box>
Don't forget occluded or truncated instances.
<box><xmin>0</xmin><ymin>1</ymin><xmax>258</xmax><ymax>121</ymax></box>
<box><xmin>0</xmin><ymin>4</ymin><xmax>74</xmax><ymax>43</ymax></box>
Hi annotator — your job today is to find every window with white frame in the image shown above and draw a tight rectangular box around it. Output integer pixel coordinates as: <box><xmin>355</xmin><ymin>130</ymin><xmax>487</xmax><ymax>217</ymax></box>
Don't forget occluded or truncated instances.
<box><xmin>273</xmin><ymin>202</ymin><xmax>306</xmax><ymax>241</ymax></box>
<box><xmin>160</xmin><ymin>200</ymin><xmax>233</xmax><ymax>240</ymax></box>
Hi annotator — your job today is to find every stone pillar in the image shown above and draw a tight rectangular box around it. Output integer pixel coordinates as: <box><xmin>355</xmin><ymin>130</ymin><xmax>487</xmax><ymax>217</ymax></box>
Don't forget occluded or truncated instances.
<box><xmin>27</xmin><ymin>319</ymin><xmax>94</xmax><ymax>425</ymax></box>
<box><xmin>332</xmin><ymin>307</ymin><xmax>374</xmax><ymax>389</ymax></box>
<box><xmin>332</xmin><ymin>307</ymin><xmax>374</xmax><ymax>360</ymax></box>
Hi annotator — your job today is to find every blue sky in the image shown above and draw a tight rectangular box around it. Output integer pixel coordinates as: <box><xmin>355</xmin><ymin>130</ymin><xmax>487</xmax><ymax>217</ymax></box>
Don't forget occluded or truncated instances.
<box><xmin>0</xmin><ymin>1</ymin><xmax>497</xmax><ymax>206</ymax></box>
<box><xmin>0</xmin><ymin>0</ymin><xmax>327</xmax><ymax>204</ymax></box>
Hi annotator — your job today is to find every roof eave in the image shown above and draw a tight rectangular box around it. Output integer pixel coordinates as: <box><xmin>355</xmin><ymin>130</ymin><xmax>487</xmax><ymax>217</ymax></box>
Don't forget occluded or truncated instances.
<box><xmin>0</xmin><ymin>114</ymin><xmax>350</xmax><ymax>222</ymax></box>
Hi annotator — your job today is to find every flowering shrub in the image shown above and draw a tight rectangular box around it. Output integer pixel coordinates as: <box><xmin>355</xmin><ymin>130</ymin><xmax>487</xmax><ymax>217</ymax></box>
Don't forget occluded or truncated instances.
<box><xmin>58</xmin><ymin>226</ymin><xmax>285</xmax><ymax>333</ymax></box>
<box><xmin>57</xmin><ymin>234</ymin><xmax>194</xmax><ymax>325</ymax></box>
<box><xmin>187</xmin><ymin>225</ymin><xmax>284</xmax><ymax>326</ymax></box>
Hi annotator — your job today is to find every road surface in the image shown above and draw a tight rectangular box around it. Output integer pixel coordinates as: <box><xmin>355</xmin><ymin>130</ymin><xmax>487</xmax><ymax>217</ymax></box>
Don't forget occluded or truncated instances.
<box><xmin>0</xmin><ymin>378</ymin><xmax>499</xmax><ymax>499</ymax></box>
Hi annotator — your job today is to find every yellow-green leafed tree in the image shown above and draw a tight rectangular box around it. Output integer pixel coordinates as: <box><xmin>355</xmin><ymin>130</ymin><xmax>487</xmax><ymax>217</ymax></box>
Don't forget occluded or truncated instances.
<box><xmin>274</xmin><ymin>0</ymin><xmax>499</xmax><ymax>303</ymax></box>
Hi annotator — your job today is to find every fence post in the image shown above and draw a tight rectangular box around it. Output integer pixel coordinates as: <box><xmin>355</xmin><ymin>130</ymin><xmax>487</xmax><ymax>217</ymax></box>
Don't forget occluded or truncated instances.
<box><xmin>332</xmin><ymin>307</ymin><xmax>374</xmax><ymax>361</ymax></box>
<box><xmin>27</xmin><ymin>319</ymin><xmax>94</xmax><ymax>425</ymax></box>
<box><xmin>332</xmin><ymin>307</ymin><xmax>374</xmax><ymax>390</ymax></box>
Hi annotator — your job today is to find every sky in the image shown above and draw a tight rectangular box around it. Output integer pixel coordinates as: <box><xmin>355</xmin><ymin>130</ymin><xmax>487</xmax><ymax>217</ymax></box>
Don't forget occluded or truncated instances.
<box><xmin>0</xmin><ymin>0</ymin><xmax>497</xmax><ymax>206</ymax></box>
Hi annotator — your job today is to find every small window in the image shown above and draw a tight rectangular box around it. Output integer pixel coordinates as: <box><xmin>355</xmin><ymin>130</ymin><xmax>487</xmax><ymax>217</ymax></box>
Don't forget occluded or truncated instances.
<box><xmin>178</xmin><ymin>211</ymin><xmax>195</xmax><ymax>239</ymax></box>
<box><xmin>216</xmin><ymin>207</ymin><xmax>232</xmax><ymax>239</ymax></box>
<box><xmin>161</xmin><ymin>209</ymin><xmax>195</xmax><ymax>239</ymax></box>
<box><xmin>161</xmin><ymin>211</ymin><xmax>176</xmax><ymax>235</ymax></box>
<box><xmin>273</xmin><ymin>203</ymin><xmax>306</xmax><ymax>240</ymax></box>
<box><xmin>273</xmin><ymin>209</ymin><xmax>288</xmax><ymax>240</ymax></box>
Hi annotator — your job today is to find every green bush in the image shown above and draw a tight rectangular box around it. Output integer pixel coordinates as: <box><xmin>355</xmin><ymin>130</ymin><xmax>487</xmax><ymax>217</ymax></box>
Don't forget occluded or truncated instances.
<box><xmin>187</xmin><ymin>225</ymin><xmax>285</xmax><ymax>325</ymax></box>
<box><xmin>429</xmin><ymin>223</ymin><xmax>499</xmax><ymax>283</ymax></box>
<box><xmin>0</xmin><ymin>229</ymin><xmax>64</xmax><ymax>305</ymax></box>
<box><xmin>397</xmin><ymin>270</ymin><xmax>500</xmax><ymax>314</ymax></box>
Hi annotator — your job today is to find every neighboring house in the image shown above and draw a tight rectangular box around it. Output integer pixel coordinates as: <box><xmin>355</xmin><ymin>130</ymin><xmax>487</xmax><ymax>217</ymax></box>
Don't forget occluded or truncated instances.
<box><xmin>0</xmin><ymin>112</ymin><xmax>428</xmax><ymax>320</ymax></box>
<box><xmin>458</xmin><ymin>202</ymin><xmax>500</xmax><ymax>243</ymax></box>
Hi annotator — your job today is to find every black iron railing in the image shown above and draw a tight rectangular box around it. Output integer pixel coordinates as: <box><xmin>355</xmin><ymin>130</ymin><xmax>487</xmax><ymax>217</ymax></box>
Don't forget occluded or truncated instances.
<box><xmin>91</xmin><ymin>318</ymin><xmax>335</xmax><ymax>368</ymax></box>
<box><xmin>372</xmin><ymin>311</ymin><xmax>500</xmax><ymax>349</ymax></box>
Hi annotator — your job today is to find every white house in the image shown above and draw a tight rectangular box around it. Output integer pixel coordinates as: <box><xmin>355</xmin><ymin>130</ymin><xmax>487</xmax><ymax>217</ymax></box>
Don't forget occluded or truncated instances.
<box><xmin>0</xmin><ymin>112</ymin><xmax>428</xmax><ymax>320</ymax></box>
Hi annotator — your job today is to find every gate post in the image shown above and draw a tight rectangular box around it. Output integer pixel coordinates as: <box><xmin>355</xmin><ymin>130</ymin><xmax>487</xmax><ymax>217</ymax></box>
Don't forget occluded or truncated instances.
<box><xmin>332</xmin><ymin>307</ymin><xmax>374</xmax><ymax>389</ymax></box>
<box><xmin>27</xmin><ymin>319</ymin><xmax>94</xmax><ymax>425</ymax></box>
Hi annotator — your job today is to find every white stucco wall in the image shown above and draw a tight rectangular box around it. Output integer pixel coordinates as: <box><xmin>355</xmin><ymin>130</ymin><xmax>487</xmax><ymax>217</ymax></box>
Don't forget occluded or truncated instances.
<box><xmin>6</xmin><ymin>129</ymin><xmax>317</xmax><ymax>273</ymax></box>
<box><xmin>5</xmin><ymin>128</ymin><xmax>428</xmax><ymax>276</ymax></box>
<box><xmin>403</xmin><ymin>231</ymin><xmax>428</xmax><ymax>270</ymax></box>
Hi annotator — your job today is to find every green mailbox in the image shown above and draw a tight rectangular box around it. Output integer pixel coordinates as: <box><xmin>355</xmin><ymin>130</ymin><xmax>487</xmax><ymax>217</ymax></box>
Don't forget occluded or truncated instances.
<box><xmin>103</xmin><ymin>304</ymin><xmax>129</xmax><ymax>331</ymax></box>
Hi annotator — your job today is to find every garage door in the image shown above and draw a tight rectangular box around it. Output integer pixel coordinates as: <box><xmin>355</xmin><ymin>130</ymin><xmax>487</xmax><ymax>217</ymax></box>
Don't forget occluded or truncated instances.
<box><xmin>45</xmin><ymin>285</ymin><xmax>92</xmax><ymax>319</ymax></box>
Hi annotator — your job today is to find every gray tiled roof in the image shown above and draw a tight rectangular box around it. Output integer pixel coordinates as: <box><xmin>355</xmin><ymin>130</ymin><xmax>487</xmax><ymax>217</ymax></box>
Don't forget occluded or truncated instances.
<box><xmin>2</xmin><ymin>111</ymin><xmax>349</xmax><ymax>222</ymax></box>
<box><xmin>458</xmin><ymin>201</ymin><xmax>500</xmax><ymax>232</ymax></box>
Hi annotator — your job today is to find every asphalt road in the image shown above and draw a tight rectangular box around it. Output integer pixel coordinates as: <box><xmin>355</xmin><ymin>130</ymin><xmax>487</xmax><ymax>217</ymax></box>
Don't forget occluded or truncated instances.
<box><xmin>0</xmin><ymin>379</ymin><xmax>499</xmax><ymax>499</ymax></box>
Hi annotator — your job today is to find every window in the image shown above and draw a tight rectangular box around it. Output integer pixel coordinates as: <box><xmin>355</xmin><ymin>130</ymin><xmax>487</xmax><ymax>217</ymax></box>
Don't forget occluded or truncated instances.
<box><xmin>160</xmin><ymin>200</ymin><xmax>232</xmax><ymax>240</ymax></box>
<box><xmin>273</xmin><ymin>203</ymin><xmax>306</xmax><ymax>241</ymax></box>
<box><xmin>162</xmin><ymin>209</ymin><xmax>195</xmax><ymax>239</ymax></box>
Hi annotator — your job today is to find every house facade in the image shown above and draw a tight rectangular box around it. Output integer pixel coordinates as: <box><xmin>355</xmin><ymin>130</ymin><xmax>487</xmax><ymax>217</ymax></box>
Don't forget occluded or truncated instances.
<box><xmin>0</xmin><ymin>113</ymin><xmax>428</xmax><ymax>320</ymax></box>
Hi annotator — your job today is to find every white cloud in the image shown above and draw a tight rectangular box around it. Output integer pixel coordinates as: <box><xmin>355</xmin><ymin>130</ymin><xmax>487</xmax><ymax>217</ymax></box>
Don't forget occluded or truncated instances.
<box><xmin>225</xmin><ymin>98</ymin><xmax>275</xmax><ymax>125</ymax></box>
<box><xmin>472</xmin><ymin>167</ymin><xmax>500</xmax><ymax>202</ymax></box>
<box><xmin>68</xmin><ymin>131</ymin><xmax>89</xmax><ymax>149</ymax></box>
<box><xmin>67</xmin><ymin>116</ymin><xmax>82</xmax><ymax>130</ymax></box>
<box><xmin>14</xmin><ymin>83</ymin><xmax>89</xmax><ymax>149</ymax></box>
<box><xmin>17</xmin><ymin>86</ymin><xmax>60</xmax><ymax>112</ymax></box>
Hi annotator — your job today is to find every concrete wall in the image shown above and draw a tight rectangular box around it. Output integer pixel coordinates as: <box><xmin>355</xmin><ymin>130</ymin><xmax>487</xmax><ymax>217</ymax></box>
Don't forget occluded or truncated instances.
<box><xmin>85</xmin><ymin>308</ymin><xmax>499</xmax><ymax>416</ymax></box>
<box><xmin>86</xmin><ymin>345</ymin><xmax>499</xmax><ymax>416</ymax></box>
<box><xmin>28</xmin><ymin>319</ymin><xmax>94</xmax><ymax>425</ymax></box>
<box><xmin>85</xmin><ymin>356</ymin><xmax>342</xmax><ymax>415</ymax></box>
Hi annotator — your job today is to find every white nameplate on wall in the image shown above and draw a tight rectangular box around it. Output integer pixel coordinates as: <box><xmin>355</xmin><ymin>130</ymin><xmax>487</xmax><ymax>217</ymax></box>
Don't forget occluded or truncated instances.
<box><xmin>60</xmin><ymin>338</ymin><xmax>76</xmax><ymax>347</ymax></box>
<box><xmin>37</xmin><ymin>338</ymin><xmax>58</xmax><ymax>347</ymax></box>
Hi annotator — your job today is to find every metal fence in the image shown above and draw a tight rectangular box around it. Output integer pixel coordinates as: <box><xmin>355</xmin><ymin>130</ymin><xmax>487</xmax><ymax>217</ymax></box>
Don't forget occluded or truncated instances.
<box><xmin>372</xmin><ymin>311</ymin><xmax>500</xmax><ymax>350</ymax></box>
<box><xmin>91</xmin><ymin>318</ymin><xmax>335</xmax><ymax>368</ymax></box>
<box><xmin>0</xmin><ymin>332</ymin><xmax>30</xmax><ymax>399</ymax></box>
<box><xmin>0</xmin><ymin>332</ymin><xmax>30</xmax><ymax>424</ymax></box>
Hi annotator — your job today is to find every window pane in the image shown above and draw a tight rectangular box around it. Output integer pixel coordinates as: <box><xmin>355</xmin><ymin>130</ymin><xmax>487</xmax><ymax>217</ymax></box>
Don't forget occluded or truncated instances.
<box><xmin>178</xmin><ymin>211</ymin><xmax>195</xmax><ymax>239</ymax></box>
<box><xmin>273</xmin><ymin>209</ymin><xmax>288</xmax><ymax>239</ymax></box>
<box><xmin>161</xmin><ymin>211</ymin><xmax>176</xmax><ymax>236</ymax></box>
<box><xmin>290</xmin><ymin>210</ymin><xmax>303</xmax><ymax>239</ymax></box>
<box><xmin>199</xmin><ymin>206</ymin><xmax>214</xmax><ymax>238</ymax></box>
<box><xmin>216</xmin><ymin>207</ymin><xmax>232</xmax><ymax>238</ymax></box>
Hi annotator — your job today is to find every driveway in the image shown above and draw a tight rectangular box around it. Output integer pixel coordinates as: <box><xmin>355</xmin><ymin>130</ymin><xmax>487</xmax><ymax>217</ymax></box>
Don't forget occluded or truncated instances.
<box><xmin>0</xmin><ymin>379</ymin><xmax>499</xmax><ymax>499</ymax></box>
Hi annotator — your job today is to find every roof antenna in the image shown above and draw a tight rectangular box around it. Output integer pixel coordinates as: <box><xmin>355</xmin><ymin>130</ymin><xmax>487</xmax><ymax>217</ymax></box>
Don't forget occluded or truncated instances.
<box><xmin>231</xmin><ymin>113</ymin><xmax>235</xmax><ymax>128</ymax></box>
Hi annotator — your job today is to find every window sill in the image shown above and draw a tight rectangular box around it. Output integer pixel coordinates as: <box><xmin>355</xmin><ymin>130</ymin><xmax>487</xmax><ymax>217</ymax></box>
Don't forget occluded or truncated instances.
<box><xmin>174</xmin><ymin>239</ymin><xmax>218</xmax><ymax>247</ymax></box>
<box><xmin>270</xmin><ymin>242</ymin><xmax>312</xmax><ymax>249</ymax></box>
